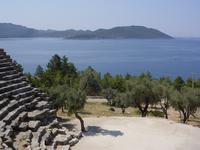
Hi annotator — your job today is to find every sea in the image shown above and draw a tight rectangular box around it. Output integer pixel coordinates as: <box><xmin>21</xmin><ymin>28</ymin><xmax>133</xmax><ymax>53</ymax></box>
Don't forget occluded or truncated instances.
<box><xmin>0</xmin><ymin>38</ymin><xmax>200</xmax><ymax>79</ymax></box>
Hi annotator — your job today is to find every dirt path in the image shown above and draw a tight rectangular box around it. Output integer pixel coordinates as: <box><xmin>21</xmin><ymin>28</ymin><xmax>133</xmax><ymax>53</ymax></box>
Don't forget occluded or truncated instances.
<box><xmin>71</xmin><ymin>117</ymin><xmax>200</xmax><ymax>150</ymax></box>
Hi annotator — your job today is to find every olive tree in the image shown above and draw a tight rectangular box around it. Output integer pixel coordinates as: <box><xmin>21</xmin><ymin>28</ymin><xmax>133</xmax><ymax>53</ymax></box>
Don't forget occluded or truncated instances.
<box><xmin>102</xmin><ymin>88</ymin><xmax>117</xmax><ymax>106</ymax></box>
<box><xmin>48</xmin><ymin>85</ymin><xmax>68</xmax><ymax>112</ymax></box>
<box><xmin>65</xmin><ymin>88</ymin><xmax>86</xmax><ymax>132</ymax></box>
<box><xmin>80</xmin><ymin>66</ymin><xmax>101</xmax><ymax>96</ymax></box>
<box><xmin>174</xmin><ymin>76</ymin><xmax>185</xmax><ymax>91</ymax></box>
<box><xmin>153</xmin><ymin>81</ymin><xmax>172</xmax><ymax>119</ymax></box>
<box><xmin>114</xmin><ymin>92</ymin><xmax>131</xmax><ymax>114</ymax></box>
<box><xmin>130</xmin><ymin>78</ymin><xmax>158</xmax><ymax>117</ymax></box>
<box><xmin>171</xmin><ymin>87</ymin><xmax>200</xmax><ymax>123</ymax></box>
<box><xmin>49</xmin><ymin>85</ymin><xmax>86</xmax><ymax>131</ymax></box>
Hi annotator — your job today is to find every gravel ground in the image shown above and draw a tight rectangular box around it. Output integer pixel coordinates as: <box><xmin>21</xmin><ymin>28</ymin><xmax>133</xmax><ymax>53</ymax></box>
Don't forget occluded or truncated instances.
<box><xmin>71</xmin><ymin>117</ymin><xmax>200</xmax><ymax>150</ymax></box>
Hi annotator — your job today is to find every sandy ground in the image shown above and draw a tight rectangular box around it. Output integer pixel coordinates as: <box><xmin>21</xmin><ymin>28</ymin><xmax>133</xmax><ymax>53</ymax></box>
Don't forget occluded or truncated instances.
<box><xmin>71</xmin><ymin>117</ymin><xmax>200</xmax><ymax>150</ymax></box>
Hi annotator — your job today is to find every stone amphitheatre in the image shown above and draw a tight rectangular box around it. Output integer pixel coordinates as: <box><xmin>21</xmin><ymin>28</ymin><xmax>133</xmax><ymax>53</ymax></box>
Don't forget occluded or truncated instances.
<box><xmin>1</xmin><ymin>48</ymin><xmax>200</xmax><ymax>150</ymax></box>
<box><xmin>0</xmin><ymin>49</ymin><xmax>81</xmax><ymax>150</ymax></box>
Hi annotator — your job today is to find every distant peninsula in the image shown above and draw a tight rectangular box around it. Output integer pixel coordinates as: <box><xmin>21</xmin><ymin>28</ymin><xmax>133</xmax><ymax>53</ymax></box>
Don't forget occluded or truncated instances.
<box><xmin>0</xmin><ymin>23</ymin><xmax>173</xmax><ymax>39</ymax></box>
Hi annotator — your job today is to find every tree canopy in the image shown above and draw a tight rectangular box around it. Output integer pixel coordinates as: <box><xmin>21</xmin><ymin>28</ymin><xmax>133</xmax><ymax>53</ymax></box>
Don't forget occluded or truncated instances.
<box><xmin>171</xmin><ymin>87</ymin><xmax>200</xmax><ymax>123</ymax></box>
<box><xmin>25</xmin><ymin>54</ymin><xmax>200</xmax><ymax>124</ymax></box>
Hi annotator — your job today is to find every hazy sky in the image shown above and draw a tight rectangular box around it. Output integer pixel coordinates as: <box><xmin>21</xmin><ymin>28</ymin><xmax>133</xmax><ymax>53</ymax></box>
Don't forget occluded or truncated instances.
<box><xmin>0</xmin><ymin>0</ymin><xmax>200</xmax><ymax>37</ymax></box>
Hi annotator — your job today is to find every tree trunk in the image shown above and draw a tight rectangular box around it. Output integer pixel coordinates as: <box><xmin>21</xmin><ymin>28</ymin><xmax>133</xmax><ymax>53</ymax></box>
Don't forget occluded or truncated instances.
<box><xmin>163</xmin><ymin>109</ymin><xmax>168</xmax><ymax>119</ymax></box>
<box><xmin>138</xmin><ymin>105</ymin><xmax>148</xmax><ymax>117</ymax></box>
<box><xmin>62</xmin><ymin>106</ymin><xmax>64</xmax><ymax>113</ymax></box>
<box><xmin>75</xmin><ymin>112</ymin><xmax>86</xmax><ymax>132</ymax></box>
<box><xmin>142</xmin><ymin>101</ymin><xmax>149</xmax><ymax>117</ymax></box>
<box><xmin>182</xmin><ymin>111</ymin><xmax>187</xmax><ymax>123</ymax></box>
<box><xmin>121</xmin><ymin>107</ymin><xmax>125</xmax><ymax>114</ymax></box>
<box><xmin>178</xmin><ymin>111</ymin><xmax>182</xmax><ymax>119</ymax></box>
<box><xmin>165</xmin><ymin>111</ymin><xmax>168</xmax><ymax>119</ymax></box>
<box><xmin>160</xmin><ymin>101</ymin><xmax>168</xmax><ymax>119</ymax></box>
<box><xmin>141</xmin><ymin>110</ymin><xmax>147</xmax><ymax>117</ymax></box>
<box><xmin>183</xmin><ymin>116</ymin><xmax>187</xmax><ymax>123</ymax></box>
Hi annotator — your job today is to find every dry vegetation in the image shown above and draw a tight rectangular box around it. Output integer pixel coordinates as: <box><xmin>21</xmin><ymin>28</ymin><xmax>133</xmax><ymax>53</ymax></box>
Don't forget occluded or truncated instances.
<box><xmin>57</xmin><ymin>99</ymin><xmax>200</xmax><ymax>127</ymax></box>
<box><xmin>58</xmin><ymin>102</ymin><xmax>138</xmax><ymax>119</ymax></box>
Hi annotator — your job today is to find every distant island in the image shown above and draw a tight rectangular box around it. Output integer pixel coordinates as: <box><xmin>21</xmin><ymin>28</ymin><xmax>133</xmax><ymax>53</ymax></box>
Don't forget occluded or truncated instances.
<box><xmin>0</xmin><ymin>23</ymin><xmax>173</xmax><ymax>39</ymax></box>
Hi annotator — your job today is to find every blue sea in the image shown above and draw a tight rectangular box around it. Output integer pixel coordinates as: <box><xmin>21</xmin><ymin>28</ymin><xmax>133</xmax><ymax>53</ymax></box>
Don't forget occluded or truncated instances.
<box><xmin>0</xmin><ymin>38</ymin><xmax>200</xmax><ymax>79</ymax></box>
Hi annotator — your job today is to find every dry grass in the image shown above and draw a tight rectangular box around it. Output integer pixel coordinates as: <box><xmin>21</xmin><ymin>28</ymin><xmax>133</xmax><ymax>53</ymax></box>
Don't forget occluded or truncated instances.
<box><xmin>81</xmin><ymin>102</ymin><xmax>140</xmax><ymax>117</ymax></box>
<box><xmin>57</xmin><ymin>101</ymin><xmax>200</xmax><ymax>127</ymax></box>
<box><xmin>57</xmin><ymin>102</ymin><xmax>140</xmax><ymax>119</ymax></box>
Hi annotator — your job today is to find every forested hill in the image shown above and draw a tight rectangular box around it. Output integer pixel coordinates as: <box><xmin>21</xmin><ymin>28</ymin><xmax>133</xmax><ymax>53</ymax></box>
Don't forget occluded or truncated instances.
<box><xmin>0</xmin><ymin>23</ymin><xmax>173</xmax><ymax>39</ymax></box>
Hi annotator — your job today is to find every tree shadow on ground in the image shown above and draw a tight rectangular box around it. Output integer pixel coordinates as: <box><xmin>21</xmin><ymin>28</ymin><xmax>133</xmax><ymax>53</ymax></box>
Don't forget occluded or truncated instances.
<box><xmin>61</xmin><ymin>123</ymin><xmax>77</xmax><ymax>130</ymax></box>
<box><xmin>84</xmin><ymin>126</ymin><xmax>124</xmax><ymax>137</ymax></box>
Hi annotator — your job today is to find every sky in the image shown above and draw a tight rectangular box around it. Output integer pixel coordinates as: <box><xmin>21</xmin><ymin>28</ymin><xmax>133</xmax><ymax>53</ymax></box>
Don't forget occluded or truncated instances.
<box><xmin>0</xmin><ymin>0</ymin><xmax>200</xmax><ymax>37</ymax></box>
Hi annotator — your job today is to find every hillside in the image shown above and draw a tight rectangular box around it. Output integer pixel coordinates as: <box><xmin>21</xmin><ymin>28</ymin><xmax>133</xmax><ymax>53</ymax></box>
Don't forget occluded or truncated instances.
<box><xmin>0</xmin><ymin>23</ymin><xmax>173</xmax><ymax>39</ymax></box>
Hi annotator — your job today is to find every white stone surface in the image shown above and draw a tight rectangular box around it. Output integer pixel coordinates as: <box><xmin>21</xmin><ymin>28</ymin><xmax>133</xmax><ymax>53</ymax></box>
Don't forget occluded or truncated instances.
<box><xmin>71</xmin><ymin>117</ymin><xmax>200</xmax><ymax>150</ymax></box>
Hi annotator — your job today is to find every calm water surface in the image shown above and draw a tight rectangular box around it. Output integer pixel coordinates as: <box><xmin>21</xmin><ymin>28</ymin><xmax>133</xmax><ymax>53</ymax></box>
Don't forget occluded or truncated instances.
<box><xmin>0</xmin><ymin>38</ymin><xmax>200</xmax><ymax>79</ymax></box>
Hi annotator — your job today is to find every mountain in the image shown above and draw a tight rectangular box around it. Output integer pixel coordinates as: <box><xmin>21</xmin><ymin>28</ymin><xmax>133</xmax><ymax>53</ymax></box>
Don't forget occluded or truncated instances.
<box><xmin>0</xmin><ymin>23</ymin><xmax>173</xmax><ymax>39</ymax></box>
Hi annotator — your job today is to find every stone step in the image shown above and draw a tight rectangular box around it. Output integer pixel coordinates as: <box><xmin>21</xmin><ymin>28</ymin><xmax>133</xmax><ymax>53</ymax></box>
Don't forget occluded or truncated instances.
<box><xmin>28</xmin><ymin>109</ymin><xmax>50</xmax><ymax>120</ymax></box>
<box><xmin>0</xmin><ymin>81</ymin><xmax>27</xmax><ymax>94</ymax></box>
<box><xmin>0</xmin><ymin>80</ymin><xmax>7</xmax><ymax>88</ymax></box>
<box><xmin>0</xmin><ymin>66</ymin><xmax>14</xmax><ymax>73</ymax></box>
<box><xmin>0</xmin><ymin>137</ymin><xmax>4</xmax><ymax>148</ymax></box>
<box><xmin>0</xmin><ymin>98</ymin><xmax>9</xmax><ymax>110</ymax></box>
<box><xmin>0</xmin><ymin>77</ymin><xmax>24</xmax><ymax>88</ymax></box>
<box><xmin>0</xmin><ymin>121</ymin><xmax>6</xmax><ymax>132</ymax></box>
<box><xmin>28</xmin><ymin>120</ymin><xmax>41</xmax><ymax>132</ymax></box>
<box><xmin>51</xmin><ymin>128</ymin><xmax>59</xmax><ymax>137</ymax></box>
<box><xmin>0</xmin><ymin>55</ymin><xmax>10</xmax><ymax>59</ymax></box>
<box><xmin>40</xmin><ymin>129</ymin><xmax>53</xmax><ymax>148</ymax></box>
<box><xmin>31</xmin><ymin>126</ymin><xmax>46</xmax><ymax>149</ymax></box>
<box><xmin>11</xmin><ymin>85</ymin><xmax>33</xmax><ymax>96</ymax></box>
<box><xmin>13</xmin><ymin>130</ymin><xmax>32</xmax><ymax>149</ymax></box>
<box><xmin>18</xmin><ymin>122</ymin><xmax>28</xmax><ymax>131</ymax></box>
<box><xmin>2</xmin><ymin>105</ymin><xmax>26</xmax><ymax>124</ymax></box>
<box><xmin>49</xmin><ymin>110</ymin><xmax>56</xmax><ymax>117</ymax></box>
<box><xmin>0</xmin><ymin>96</ymin><xmax>33</xmax><ymax>121</ymax></box>
<box><xmin>1</xmin><ymin>127</ymin><xmax>13</xmax><ymax>140</ymax></box>
<box><xmin>0</xmin><ymin>58</ymin><xmax>12</xmax><ymax>64</ymax></box>
<box><xmin>0</xmin><ymin>62</ymin><xmax>12</xmax><ymax>68</ymax></box>
<box><xmin>47</xmin><ymin>118</ymin><xmax>60</xmax><ymax>128</ymax></box>
<box><xmin>40</xmin><ymin>127</ymin><xmax>71</xmax><ymax>149</ymax></box>
<box><xmin>13</xmin><ymin>88</ymin><xmax>36</xmax><ymax>99</ymax></box>
<box><xmin>0</xmin><ymin>70</ymin><xmax>18</xmax><ymax>78</ymax></box>
<box><xmin>38</xmin><ymin>118</ymin><xmax>60</xmax><ymax>130</ymax></box>
<box><xmin>69</xmin><ymin>138</ymin><xmax>79</xmax><ymax>147</ymax></box>
<box><xmin>26</xmin><ymin>97</ymin><xmax>42</xmax><ymax>110</ymax></box>
<box><xmin>0</xmin><ymin>85</ymin><xmax>33</xmax><ymax>99</ymax></box>
<box><xmin>0</xmin><ymin>100</ymin><xmax>16</xmax><ymax>120</ymax></box>
<box><xmin>35</xmin><ymin>100</ymin><xmax>49</xmax><ymax>110</ymax></box>
<box><xmin>2</xmin><ymin>72</ymin><xmax>22</xmax><ymax>81</ymax></box>
<box><xmin>10</xmin><ymin>111</ymin><xmax>28</xmax><ymax>129</ymax></box>
<box><xmin>0</xmin><ymin>49</ymin><xmax>6</xmax><ymax>55</ymax></box>
<box><xmin>25</xmin><ymin>97</ymin><xmax>40</xmax><ymax>110</ymax></box>
<box><xmin>53</xmin><ymin>134</ymin><xmax>72</xmax><ymax>147</ymax></box>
